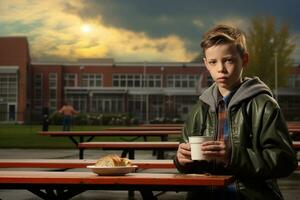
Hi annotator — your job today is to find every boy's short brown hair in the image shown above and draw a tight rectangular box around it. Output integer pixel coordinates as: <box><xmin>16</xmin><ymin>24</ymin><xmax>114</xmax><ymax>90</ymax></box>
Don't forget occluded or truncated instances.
<box><xmin>200</xmin><ymin>24</ymin><xmax>247</xmax><ymax>57</ymax></box>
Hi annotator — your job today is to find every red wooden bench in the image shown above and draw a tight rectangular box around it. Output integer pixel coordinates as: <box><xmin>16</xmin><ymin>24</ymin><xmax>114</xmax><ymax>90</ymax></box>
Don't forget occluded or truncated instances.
<box><xmin>107</xmin><ymin>126</ymin><xmax>182</xmax><ymax>131</ymax></box>
<box><xmin>0</xmin><ymin>159</ymin><xmax>175</xmax><ymax>169</ymax></box>
<box><xmin>78</xmin><ymin>141</ymin><xmax>180</xmax><ymax>159</ymax></box>
<box><xmin>293</xmin><ymin>141</ymin><xmax>300</xmax><ymax>150</ymax></box>
<box><xmin>140</xmin><ymin>123</ymin><xmax>183</xmax><ymax>127</ymax></box>
<box><xmin>39</xmin><ymin>130</ymin><xmax>181</xmax><ymax>145</ymax></box>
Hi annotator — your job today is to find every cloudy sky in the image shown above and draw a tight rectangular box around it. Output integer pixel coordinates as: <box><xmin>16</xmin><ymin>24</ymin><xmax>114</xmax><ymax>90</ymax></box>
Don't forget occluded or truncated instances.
<box><xmin>0</xmin><ymin>0</ymin><xmax>299</xmax><ymax>63</ymax></box>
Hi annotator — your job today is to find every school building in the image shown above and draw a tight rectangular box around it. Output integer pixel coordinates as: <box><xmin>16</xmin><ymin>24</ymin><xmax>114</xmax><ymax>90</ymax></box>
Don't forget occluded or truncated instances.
<box><xmin>0</xmin><ymin>36</ymin><xmax>300</xmax><ymax>123</ymax></box>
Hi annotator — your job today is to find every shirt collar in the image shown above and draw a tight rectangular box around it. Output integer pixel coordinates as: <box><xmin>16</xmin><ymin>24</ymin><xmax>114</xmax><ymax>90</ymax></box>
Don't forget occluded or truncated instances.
<box><xmin>217</xmin><ymin>86</ymin><xmax>240</xmax><ymax>107</ymax></box>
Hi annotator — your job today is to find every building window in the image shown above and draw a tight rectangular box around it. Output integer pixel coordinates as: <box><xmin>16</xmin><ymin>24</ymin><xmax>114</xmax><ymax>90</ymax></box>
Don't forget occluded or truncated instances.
<box><xmin>49</xmin><ymin>73</ymin><xmax>57</xmax><ymax>111</ymax></box>
<box><xmin>112</xmin><ymin>75</ymin><xmax>119</xmax><ymax>87</ymax></box>
<box><xmin>91</xmin><ymin>95</ymin><xmax>123</xmax><ymax>113</ymax></box>
<box><xmin>66</xmin><ymin>94</ymin><xmax>87</xmax><ymax>112</ymax></box>
<box><xmin>81</xmin><ymin>74</ymin><xmax>102</xmax><ymax>87</ymax></box>
<box><xmin>112</xmin><ymin>74</ymin><xmax>161</xmax><ymax>88</ymax></box>
<box><xmin>166</xmin><ymin>74</ymin><xmax>199</xmax><ymax>88</ymax></box>
<box><xmin>134</xmin><ymin>75</ymin><xmax>141</xmax><ymax>87</ymax></box>
<box><xmin>64</xmin><ymin>73</ymin><xmax>76</xmax><ymax>87</ymax></box>
<box><xmin>34</xmin><ymin>74</ymin><xmax>43</xmax><ymax>108</ymax></box>
<box><xmin>120</xmin><ymin>75</ymin><xmax>126</xmax><ymax>87</ymax></box>
<box><xmin>0</xmin><ymin>74</ymin><xmax>18</xmax><ymax>106</ymax></box>
<box><xmin>288</xmin><ymin>75</ymin><xmax>300</xmax><ymax>88</ymax></box>
<box><xmin>146</xmin><ymin>74</ymin><xmax>161</xmax><ymax>87</ymax></box>
<box><xmin>112</xmin><ymin>74</ymin><xmax>143</xmax><ymax>88</ymax></box>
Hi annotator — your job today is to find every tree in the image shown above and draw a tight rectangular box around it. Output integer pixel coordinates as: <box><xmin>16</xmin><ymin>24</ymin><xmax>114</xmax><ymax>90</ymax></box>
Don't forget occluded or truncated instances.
<box><xmin>244</xmin><ymin>16</ymin><xmax>295</xmax><ymax>90</ymax></box>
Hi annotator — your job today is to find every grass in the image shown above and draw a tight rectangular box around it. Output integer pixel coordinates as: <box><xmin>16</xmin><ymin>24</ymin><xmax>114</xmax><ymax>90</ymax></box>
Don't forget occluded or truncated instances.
<box><xmin>0</xmin><ymin>124</ymin><xmax>169</xmax><ymax>149</ymax></box>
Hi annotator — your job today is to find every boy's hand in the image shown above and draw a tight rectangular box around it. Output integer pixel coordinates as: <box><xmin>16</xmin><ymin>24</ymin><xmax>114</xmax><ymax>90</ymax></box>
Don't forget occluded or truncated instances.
<box><xmin>201</xmin><ymin>140</ymin><xmax>227</xmax><ymax>164</ymax></box>
<box><xmin>176</xmin><ymin>143</ymin><xmax>193</xmax><ymax>165</ymax></box>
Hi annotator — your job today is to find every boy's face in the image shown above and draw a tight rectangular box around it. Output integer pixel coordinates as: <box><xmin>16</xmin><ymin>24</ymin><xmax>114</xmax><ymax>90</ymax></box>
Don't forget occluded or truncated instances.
<box><xmin>203</xmin><ymin>43</ymin><xmax>248</xmax><ymax>96</ymax></box>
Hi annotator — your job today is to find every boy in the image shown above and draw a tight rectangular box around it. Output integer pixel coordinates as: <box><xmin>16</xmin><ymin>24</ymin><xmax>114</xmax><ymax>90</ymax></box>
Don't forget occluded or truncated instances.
<box><xmin>174</xmin><ymin>24</ymin><xmax>297</xmax><ymax>199</ymax></box>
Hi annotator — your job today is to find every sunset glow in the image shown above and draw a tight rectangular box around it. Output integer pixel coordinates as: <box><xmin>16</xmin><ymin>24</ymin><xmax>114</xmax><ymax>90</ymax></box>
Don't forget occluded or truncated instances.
<box><xmin>81</xmin><ymin>24</ymin><xmax>91</xmax><ymax>33</ymax></box>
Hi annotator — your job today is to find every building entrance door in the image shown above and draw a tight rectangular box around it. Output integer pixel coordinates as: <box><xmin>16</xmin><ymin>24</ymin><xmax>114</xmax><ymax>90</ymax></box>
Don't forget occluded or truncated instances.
<box><xmin>0</xmin><ymin>103</ymin><xmax>6</xmax><ymax>121</ymax></box>
<box><xmin>103</xmin><ymin>99</ymin><xmax>111</xmax><ymax>113</ymax></box>
<box><xmin>8</xmin><ymin>103</ymin><xmax>16</xmax><ymax>121</ymax></box>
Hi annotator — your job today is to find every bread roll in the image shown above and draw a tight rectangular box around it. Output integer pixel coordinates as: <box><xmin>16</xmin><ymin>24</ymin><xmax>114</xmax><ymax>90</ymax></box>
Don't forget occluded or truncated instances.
<box><xmin>95</xmin><ymin>154</ymin><xmax>132</xmax><ymax>167</ymax></box>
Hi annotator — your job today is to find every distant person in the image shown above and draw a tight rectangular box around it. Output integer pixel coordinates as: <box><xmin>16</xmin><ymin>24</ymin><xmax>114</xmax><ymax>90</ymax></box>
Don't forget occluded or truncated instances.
<box><xmin>42</xmin><ymin>105</ymin><xmax>49</xmax><ymax>131</ymax></box>
<box><xmin>174</xmin><ymin>24</ymin><xmax>297</xmax><ymax>199</ymax></box>
<box><xmin>58</xmin><ymin>101</ymin><xmax>79</xmax><ymax>131</ymax></box>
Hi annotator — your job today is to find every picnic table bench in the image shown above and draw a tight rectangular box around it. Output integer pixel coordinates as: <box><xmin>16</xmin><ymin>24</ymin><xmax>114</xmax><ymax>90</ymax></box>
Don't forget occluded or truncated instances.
<box><xmin>39</xmin><ymin>130</ymin><xmax>181</xmax><ymax>146</ymax></box>
<box><xmin>0</xmin><ymin>159</ymin><xmax>175</xmax><ymax>169</ymax></box>
<box><xmin>0</xmin><ymin>170</ymin><xmax>234</xmax><ymax>200</ymax></box>
<box><xmin>140</xmin><ymin>123</ymin><xmax>183</xmax><ymax>127</ymax></box>
<box><xmin>293</xmin><ymin>141</ymin><xmax>300</xmax><ymax>150</ymax></box>
<box><xmin>289</xmin><ymin>128</ymin><xmax>300</xmax><ymax>140</ymax></box>
<box><xmin>108</xmin><ymin>126</ymin><xmax>182</xmax><ymax>131</ymax></box>
<box><xmin>78</xmin><ymin>141</ymin><xmax>180</xmax><ymax>159</ymax></box>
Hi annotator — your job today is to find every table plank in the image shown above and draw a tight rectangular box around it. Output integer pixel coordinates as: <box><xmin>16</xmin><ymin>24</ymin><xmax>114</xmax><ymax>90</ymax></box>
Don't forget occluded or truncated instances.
<box><xmin>0</xmin><ymin>171</ymin><xmax>233</xmax><ymax>186</ymax></box>
<box><xmin>78</xmin><ymin>141</ymin><xmax>179</xmax><ymax>149</ymax></box>
<box><xmin>39</xmin><ymin>130</ymin><xmax>182</xmax><ymax>137</ymax></box>
<box><xmin>0</xmin><ymin>159</ymin><xmax>175</xmax><ymax>169</ymax></box>
<box><xmin>140</xmin><ymin>124</ymin><xmax>183</xmax><ymax>127</ymax></box>
<box><xmin>78</xmin><ymin>141</ymin><xmax>179</xmax><ymax>159</ymax></box>
<box><xmin>108</xmin><ymin>127</ymin><xmax>182</xmax><ymax>131</ymax></box>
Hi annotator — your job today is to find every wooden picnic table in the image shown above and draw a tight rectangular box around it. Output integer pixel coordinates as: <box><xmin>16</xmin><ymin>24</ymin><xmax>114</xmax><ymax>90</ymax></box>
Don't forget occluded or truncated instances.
<box><xmin>0</xmin><ymin>170</ymin><xmax>234</xmax><ymax>200</ymax></box>
<box><xmin>78</xmin><ymin>141</ymin><xmax>180</xmax><ymax>159</ymax></box>
<box><xmin>0</xmin><ymin>159</ymin><xmax>175</xmax><ymax>169</ymax></box>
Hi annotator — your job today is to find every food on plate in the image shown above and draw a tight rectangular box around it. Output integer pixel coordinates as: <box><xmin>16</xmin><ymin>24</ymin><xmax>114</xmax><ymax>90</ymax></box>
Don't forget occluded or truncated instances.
<box><xmin>95</xmin><ymin>154</ymin><xmax>132</xmax><ymax>167</ymax></box>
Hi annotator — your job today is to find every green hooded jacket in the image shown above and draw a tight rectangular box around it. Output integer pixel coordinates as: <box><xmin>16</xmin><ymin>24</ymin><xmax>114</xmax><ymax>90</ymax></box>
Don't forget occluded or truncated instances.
<box><xmin>174</xmin><ymin>77</ymin><xmax>297</xmax><ymax>200</ymax></box>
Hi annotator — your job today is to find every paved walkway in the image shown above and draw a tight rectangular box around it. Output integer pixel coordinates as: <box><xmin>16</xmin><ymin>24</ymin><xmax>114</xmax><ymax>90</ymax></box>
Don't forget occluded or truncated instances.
<box><xmin>0</xmin><ymin>148</ymin><xmax>299</xmax><ymax>200</ymax></box>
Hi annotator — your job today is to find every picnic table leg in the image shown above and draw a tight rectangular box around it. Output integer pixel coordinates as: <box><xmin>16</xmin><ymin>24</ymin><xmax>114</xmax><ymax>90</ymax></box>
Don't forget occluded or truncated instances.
<box><xmin>121</xmin><ymin>150</ymin><xmax>135</xmax><ymax>159</ymax></box>
<box><xmin>121</xmin><ymin>150</ymin><xmax>128</xmax><ymax>158</ymax></box>
<box><xmin>28</xmin><ymin>187</ymin><xmax>86</xmax><ymax>200</ymax></box>
<box><xmin>122</xmin><ymin>150</ymin><xmax>135</xmax><ymax>200</ymax></box>
<box><xmin>128</xmin><ymin>150</ymin><xmax>135</xmax><ymax>159</ymax></box>
<box><xmin>79</xmin><ymin>148</ymin><xmax>84</xmax><ymax>159</ymax></box>
<box><xmin>139</xmin><ymin>190</ymin><xmax>157</xmax><ymax>200</ymax></box>
<box><xmin>157</xmin><ymin>149</ymin><xmax>164</xmax><ymax>159</ymax></box>
<box><xmin>155</xmin><ymin>135</ymin><xmax>169</xmax><ymax>159</ymax></box>
<box><xmin>128</xmin><ymin>190</ymin><xmax>135</xmax><ymax>200</ymax></box>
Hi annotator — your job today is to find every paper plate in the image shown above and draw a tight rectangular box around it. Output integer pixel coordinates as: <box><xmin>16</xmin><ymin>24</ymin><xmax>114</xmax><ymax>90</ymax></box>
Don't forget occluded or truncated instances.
<box><xmin>87</xmin><ymin>165</ymin><xmax>138</xmax><ymax>175</ymax></box>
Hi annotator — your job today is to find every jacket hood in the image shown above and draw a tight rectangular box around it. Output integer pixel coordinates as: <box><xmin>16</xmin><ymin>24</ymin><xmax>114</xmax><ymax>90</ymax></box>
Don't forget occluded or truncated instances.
<box><xmin>199</xmin><ymin>77</ymin><xmax>273</xmax><ymax>111</ymax></box>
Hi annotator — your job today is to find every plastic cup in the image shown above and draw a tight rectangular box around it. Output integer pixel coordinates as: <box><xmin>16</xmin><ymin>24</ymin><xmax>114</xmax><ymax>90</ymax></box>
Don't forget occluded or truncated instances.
<box><xmin>189</xmin><ymin>136</ymin><xmax>213</xmax><ymax>160</ymax></box>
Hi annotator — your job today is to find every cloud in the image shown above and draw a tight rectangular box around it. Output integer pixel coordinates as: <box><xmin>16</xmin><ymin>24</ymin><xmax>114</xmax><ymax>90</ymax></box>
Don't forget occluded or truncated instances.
<box><xmin>213</xmin><ymin>16</ymin><xmax>250</xmax><ymax>32</ymax></box>
<box><xmin>193</xmin><ymin>19</ymin><xmax>205</xmax><ymax>29</ymax></box>
<box><xmin>0</xmin><ymin>0</ymin><xmax>195</xmax><ymax>62</ymax></box>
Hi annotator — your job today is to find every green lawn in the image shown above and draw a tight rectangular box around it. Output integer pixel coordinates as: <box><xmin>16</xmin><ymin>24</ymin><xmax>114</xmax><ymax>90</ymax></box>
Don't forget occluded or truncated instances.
<box><xmin>0</xmin><ymin>124</ymin><xmax>167</xmax><ymax>149</ymax></box>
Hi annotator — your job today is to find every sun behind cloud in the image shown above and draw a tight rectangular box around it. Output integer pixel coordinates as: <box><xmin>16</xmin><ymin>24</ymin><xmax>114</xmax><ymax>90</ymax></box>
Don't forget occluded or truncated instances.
<box><xmin>0</xmin><ymin>0</ymin><xmax>195</xmax><ymax>62</ymax></box>
<box><xmin>81</xmin><ymin>24</ymin><xmax>92</xmax><ymax>33</ymax></box>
